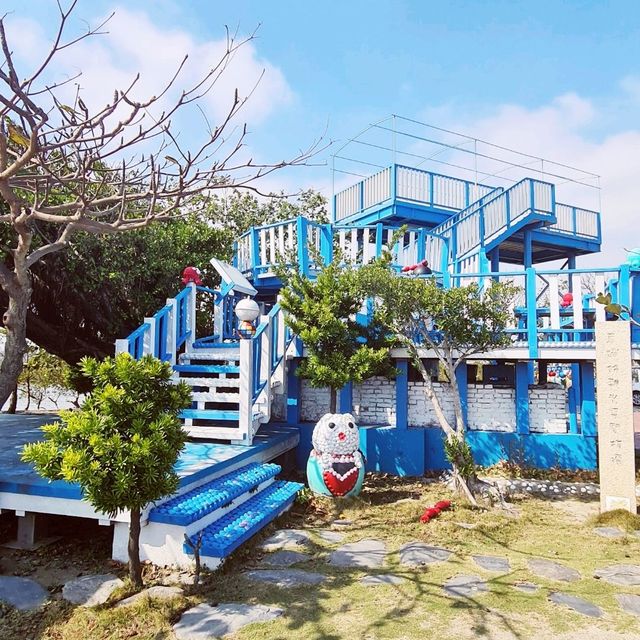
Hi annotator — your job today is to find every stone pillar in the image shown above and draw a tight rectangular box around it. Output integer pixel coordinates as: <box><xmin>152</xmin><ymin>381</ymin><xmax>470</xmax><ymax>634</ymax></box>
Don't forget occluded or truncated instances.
<box><xmin>595</xmin><ymin>321</ymin><xmax>637</xmax><ymax>514</ymax></box>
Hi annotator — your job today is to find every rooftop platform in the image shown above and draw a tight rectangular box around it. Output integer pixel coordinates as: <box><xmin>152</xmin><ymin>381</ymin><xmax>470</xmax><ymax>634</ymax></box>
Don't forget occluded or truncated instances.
<box><xmin>0</xmin><ymin>414</ymin><xmax>299</xmax><ymax>521</ymax></box>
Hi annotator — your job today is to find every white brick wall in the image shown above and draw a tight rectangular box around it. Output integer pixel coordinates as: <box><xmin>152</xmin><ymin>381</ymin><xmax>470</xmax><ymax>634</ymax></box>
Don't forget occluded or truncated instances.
<box><xmin>467</xmin><ymin>385</ymin><xmax>516</xmax><ymax>432</ymax></box>
<box><xmin>353</xmin><ymin>377</ymin><xmax>396</xmax><ymax>425</ymax></box>
<box><xmin>529</xmin><ymin>386</ymin><xmax>567</xmax><ymax>433</ymax></box>
<box><xmin>298</xmin><ymin>378</ymin><xmax>568</xmax><ymax>433</ymax></box>
<box><xmin>300</xmin><ymin>380</ymin><xmax>331</xmax><ymax>422</ymax></box>
<box><xmin>408</xmin><ymin>381</ymin><xmax>455</xmax><ymax>427</ymax></box>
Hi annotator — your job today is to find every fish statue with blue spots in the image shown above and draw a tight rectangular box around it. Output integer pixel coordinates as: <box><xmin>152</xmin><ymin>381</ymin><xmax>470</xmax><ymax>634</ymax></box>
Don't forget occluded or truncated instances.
<box><xmin>306</xmin><ymin>413</ymin><xmax>365</xmax><ymax>498</ymax></box>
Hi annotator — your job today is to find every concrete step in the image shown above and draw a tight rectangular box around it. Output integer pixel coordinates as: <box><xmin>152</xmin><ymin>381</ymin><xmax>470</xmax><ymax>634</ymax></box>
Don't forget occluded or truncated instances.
<box><xmin>186</xmin><ymin>480</ymin><xmax>303</xmax><ymax>561</ymax></box>
<box><xmin>190</xmin><ymin>391</ymin><xmax>239</xmax><ymax>403</ymax></box>
<box><xmin>149</xmin><ymin>462</ymin><xmax>281</xmax><ymax>527</ymax></box>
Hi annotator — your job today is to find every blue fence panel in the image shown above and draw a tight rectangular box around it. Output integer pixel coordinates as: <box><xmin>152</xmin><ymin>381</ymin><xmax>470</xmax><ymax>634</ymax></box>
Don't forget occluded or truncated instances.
<box><xmin>153</xmin><ymin>304</ymin><xmax>172</xmax><ymax>361</ymax></box>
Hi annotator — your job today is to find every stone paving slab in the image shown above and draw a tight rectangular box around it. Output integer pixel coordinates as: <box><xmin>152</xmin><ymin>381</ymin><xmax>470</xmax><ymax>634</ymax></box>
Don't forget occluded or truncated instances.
<box><xmin>260</xmin><ymin>529</ymin><xmax>311</xmax><ymax>552</ymax></box>
<box><xmin>360</xmin><ymin>574</ymin><xmax>405</xmax><ymax>586</ymax></box>
<box><xmin>616</xmin><ymin>593</ymin><xmax>640</xmax><ymax>618</ymax></box>
<box><xmin>594</xmin><ymin>564</ymin><xmax>640</xmax><ymax>586</ymax></box>
<box><xmin>472</xmin><ymin>555</ymin><xmax>510</xmax><ymax>573</ymax></box>
<box><xmin>528</xmin><ymin>558</ymin><xmax>581</xmax><ymax>582</ymax></box>
<box><xmin>62</xmin><ymin>574</ymin><xmax>124</xmax><ymax>607</ymax></box>
<box><xmin>594</xmin><ymin>526</ymin><xmax>625</xmax><ymax>538</ymax></box>
<box><xmin>115</xmin><ymin>586</ymin><xmax>184</xmax><ymax>608</ymax></box>
<box><xmin>549</xmin><ymin>592</ymin><xmax>603</xmax><ymax>618</ymax></box>
<box><xmin>244</xmin><ymin>569</ymin><xmax>326</xmax><ymax>588</ymax></box>
<box><xmin>513</xmin><ymin>581</ymin><xmax>539</xmax><ymax>594</ymax></box>
<box><xmin>399</xmin><ymin>542</ymin><xmax>452</xmax><ymax>567</ymax></box>
<box><xmin>260</xmin><ymin>550</ymin><xmax>312</xmax><ymax>567</ymax></box>
<box><xmin>0</xmin><ymin>576</ymin><xmax>48</xmax><ymax>611</ymax></box>
<box><xmin>315</xmin><ymin>530</ymin><xmax>345</xmax><ymax>543</ymax></box>
<box><xmin>443</xmin><ymin>574</ymin><xmax>488</xmax><ymax>598</ymax></box>
<box><xmin>173</xmin><ymin>603</ymin><xmax>283</xmax><ymax>640</ymax></box>
<box><xmin>329</xmin><ymin>539</ymin><xmax>386</xmax><ymax>569</ymax></box>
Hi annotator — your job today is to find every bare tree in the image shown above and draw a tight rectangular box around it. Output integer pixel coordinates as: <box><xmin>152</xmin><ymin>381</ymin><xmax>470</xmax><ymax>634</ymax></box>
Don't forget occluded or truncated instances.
<box><xmin>0</xmin><ymin>2</ymin><xmax>321</xmax><ymax>406</ymax></box>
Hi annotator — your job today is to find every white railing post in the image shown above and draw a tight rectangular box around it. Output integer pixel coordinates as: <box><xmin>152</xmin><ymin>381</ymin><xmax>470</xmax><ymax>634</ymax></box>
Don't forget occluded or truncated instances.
<box><xmin>166</xmin><ymin>297</ymin><xmax>177</xmax><ymax>365</ymax></box>
<box><xmin>143</xmin><ymin>317</ymin><xmax>156</xmax><ymax>356</ymax></box>
<box><xmin>213</xmin><ymin>294</ymin><xmax>223</xmax><ymax>342</ymax></box>
<box><xmin>259</xmin><ymin>315</ymin><xmax>273</xmax><ymax>420</ymax></box>
<box><xmin>239</xmin><ymin>337</ymin><xmax>254</xmax><ymax>445</ymax></box>
<box><xmin>114</xmin><ymin>339</ymin><xmax>129</xmax><ymax>355</ymax></box>
<box><xmin>273</xmin><ymin>306</ymin><xmax>286</xmax><ymax>387</ymax></box>
<box><xmin>186</xmin><ymin>282</ymin><xmax>197</xmax><ymax>351</ymax></box>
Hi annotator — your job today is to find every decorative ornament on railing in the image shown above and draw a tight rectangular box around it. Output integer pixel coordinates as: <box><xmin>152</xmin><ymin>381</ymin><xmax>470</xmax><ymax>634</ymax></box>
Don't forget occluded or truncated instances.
<box><xmin>181</xmin><ymin>266</ymin><xmax>203</xmax><ymax>286</ymax></box>
<box><xmin>235</xmin><ymin>298</ymin><xmax>260</xmax><ymax>339</ymax></box>
<box><xmin>402</xmin><ymin>258</ymin><xmax>432</xmax><ymax>276</ymax></box>
<box><xmin>307</xmin><ymin>413</ymin><xmax>365</xmax><ymax>498</ymax></box>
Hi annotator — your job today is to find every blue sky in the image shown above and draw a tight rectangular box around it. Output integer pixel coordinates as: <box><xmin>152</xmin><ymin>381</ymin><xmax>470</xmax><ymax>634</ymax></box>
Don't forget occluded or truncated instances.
<box><xmin>6</xmin><ymin>0</ymin><xmax>640</xmax><ymax>263</ymax></box>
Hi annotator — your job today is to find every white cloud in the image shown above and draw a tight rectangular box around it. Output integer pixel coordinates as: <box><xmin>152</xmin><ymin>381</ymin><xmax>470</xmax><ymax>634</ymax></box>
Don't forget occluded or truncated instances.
<box><xmin>8</xmin><ymin>6</ymin><xmax>293</xmax><ymax>136</ymax></box>
<box><xmin>411</xmin><ymin>92</ymin><xmax>640</xmax><ymax>267</ymax></box>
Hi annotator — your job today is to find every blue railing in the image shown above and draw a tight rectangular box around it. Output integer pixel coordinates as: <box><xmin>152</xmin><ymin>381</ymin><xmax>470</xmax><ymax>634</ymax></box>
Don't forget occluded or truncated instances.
<box><xmin>175</xmin><ymin>287</ymin><xmax>191</xmax><ymax>349</ymax></box>
<box><xmin>153</xmin><ymin>304</ymin><xmax>172</xmax><ymax>362</ymax></box>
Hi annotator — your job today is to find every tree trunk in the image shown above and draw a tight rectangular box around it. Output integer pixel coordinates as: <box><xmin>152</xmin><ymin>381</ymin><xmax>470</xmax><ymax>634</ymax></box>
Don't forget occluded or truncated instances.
<box><xmin>128</xmin><ymin>506</ymin><xmax>143</xmax><ymax>588</ymax></box>
<box><xmin>0</xmin><ymin>283</ymin><xmax>32</xmax><ymax>408</ymax></box>
<box><xmin>329</xmin><ymin>387</ymin><xmax>337</xmax><ymax>413</ymax></box>
<box><xmin>6</xmin><ymin>384</ymin><xmax>17</xmax><ymax>413</ymax></box>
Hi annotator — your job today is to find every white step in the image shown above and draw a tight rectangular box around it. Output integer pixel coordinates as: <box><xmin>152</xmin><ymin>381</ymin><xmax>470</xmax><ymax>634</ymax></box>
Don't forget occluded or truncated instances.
<box><xmin>181</xmin><ymin>349</ymin><xmax>240</xmax><ymax>362</ymax></box>
<box><xmin>183</xmin><ymin>425</ymin><xmax>248</xmax><ymax>442</ymax></box>
<box><xmin>191</xmin><ymin>391</ymin><xmax>239</xmax><ymax>403</ymax></box>
<box><xmin>179</xmin><ymin>377</ymin><xmax>240</xmax><ymax>389</ymax></box>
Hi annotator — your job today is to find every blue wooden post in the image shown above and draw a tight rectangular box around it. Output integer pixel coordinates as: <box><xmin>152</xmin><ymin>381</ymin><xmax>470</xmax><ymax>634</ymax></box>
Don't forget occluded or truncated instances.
<box><xmin>286</xmin><ymin>359</ymin><xmax>300</xmax><ymax>424</ymax></box>
<box><xmin>250</xmin><ymin>228</ymin><xmax>260</xmax><ymax>280</ymax></box>
<box><xmin>417</xmin><ymin>228</ymin><xmax>426</xmax><ymax>262</ymax></box>
<box><xmin>332</xmin><ymin>194</ymin><xmax>337</xmax><ymax>223</ymax></box>
<box><xmin>455</xmin><ymin>364</ymin><xmax>468</xmax><ymax>426</ymax></box>
<box><xmin>505</xmin><ymin>190</ymin><xmax>511</xmax><ymax>228</ymax></box>
<box><xmin>631</xmin><ymin>273</ymin><xmax>640</xmax><ymax>342</ymax></box>
<box><xmin>567</xmin><ymin>253</ymin><xmax>576</xmax><ymax>292</ymax></box>
<box><xmin>320</xmin><ymin>223</ymin><xmax>333</xmax><ymax>267</ymax></box>
<box><xmin>526</xmin><ymin>267</ymin><xmax>538</xmax><ymax>359</ymax></box>
<box><xmin>523</xmin><ymin>229</ymin><xmax>533</xmax><ymax>268</ymax></box>
<box><xmin>296</xmin><ymin>216</ymin><xmax>309</xmax><ymax>276</ymax></box>
<box><xmin>619</xmin><ymin>263</ymin><xmax>631</xmax><ymax>310</ymax></box>
<box><xmin>428</xmin><ymin>172</ymin><xmax>434</xmax><ymax>207</ymax></box>
<box><xmin>390</xmin><ymin>164</ymin><xmax>397</xmax><ymax>202</ymax></box>
<box><xmin>490</xmin><ymin>247</ymin><xmax>500</xmax><ymax>278</ymax></box>
<box><xmin>567</xmin><ymin>386</ymin><xmax>579</xmax><ymax>434</ymax></box>
<box><xmin>515</xmin><ymin>361</ymin><xmax>530</xmax><ymax>435</ymax></box>
<box><xmin>232</xmin><ymin>241</ymin><xmax>238</xmax><ymax>268</ymax></box>
<box><xmin>375</xmin><ymin>222</ymin><xmax>384</xmax><ymax>259</ymax></box>
<box><xmin>441</xmin><ymin>239</ymin><xmax>450</xmax><ymax>288</ymax></box>
<box><xmin>338</xmin><ymin>382</ymin><xmax>353</xmax><ymax>414</ymax></box>
<box><xmin>580</xmin><ymin>362</ymin><xmax>597</xmax><ymax>436</ymax></box>
<box><xmin>570</xmin><ymin>363</ymin><xmax>581</xmax><ymax>409</ymax></box>
<box><xmin>395</xmin><ymin>359</ymin><xmax>409</xmax><ymax>430</ymax></box>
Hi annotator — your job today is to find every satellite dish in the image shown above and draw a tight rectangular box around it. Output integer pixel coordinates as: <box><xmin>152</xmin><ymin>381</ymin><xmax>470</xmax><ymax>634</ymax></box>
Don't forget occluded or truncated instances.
<box><xmin>210</xmin><ymin>257</ymin><xmax>257</xmax><ymax>296</ymax></box>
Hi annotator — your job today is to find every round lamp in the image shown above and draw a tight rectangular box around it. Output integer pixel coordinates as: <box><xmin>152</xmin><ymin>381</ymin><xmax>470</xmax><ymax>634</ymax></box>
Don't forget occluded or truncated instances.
<box><xmin>235</xmin><ymin>298</ymin><xmax>260</xmax><ymax>338</ymax></box>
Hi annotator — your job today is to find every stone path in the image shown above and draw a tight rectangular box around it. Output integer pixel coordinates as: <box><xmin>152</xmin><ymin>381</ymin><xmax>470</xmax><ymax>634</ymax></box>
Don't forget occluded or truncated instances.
<box><xmin>527</xmin><ymin>558</ymin><xmax>581</xmax><ymax>582</ymax></box>
<box><xmin>594</xmin><ymin>526</ymin><xmax>625</xmax><ymax>539</ymax></box>
<box><xmin>62</xmin><ymin>574</ymin><xmax>124</xmax><ymax>607</ymax></box>
<box><xmin>0</xmin><ymin>575</ymin><xmax>48</xmax><ymax>611</ymax></box>
<box><xmin>616</xmin><ymin>593</ymin><xmax>640</xmax><ymax>618</ymax></box>
<box><xmin>173</xmin><ymin>603</ymin><xmax>283</xmax><ymax>640</ymax></box>
<box><xmin>244</xmin><ymin>569</ymin><xmax>326</xmax><ymax>588</ymax></box>
<box><xmin>260</xmin><ymin>550</ymin><xmax>311</xmax><ymax>567</ymax></box>
<box><xmin>329</xmin><ymin>539</ymin><xmax>386</xmax><ymax>568</ymax></box>
<box><xmin>443</xmin><ymin>574</ymin><xmax>488</xmax><ymax>598</ymax></box>
<box><xmin>360</xmin><ymin>574</ymin><xmax>405</xmax><ymax>586</ymax></box>
<box><xmin>260</xmin><ymin>529</ymin><xmax>311</xmax><ymax>552</ymax></box>
<box><xmin>399</xmin><ymin>542</ymin><xmax>452</xmax><ymax>567</ymax></box>
<box><xmin>315</xmin><ymin>530</ymin><xmax>345</xmax><ymax>543</ymax></box>
<box><xmin>472</xmin><ymin>554</ymin><xmax>510</xmax><ymax>573</ymax></box>
<box><xmin>594</xmin><ymin>564</ymin><xmax>640</xmax><ymax>586</ymax></box>
<box><xmin>115</xmin><ymin>586</ymin><xmax>184</xmax><ymax>608</ymax></box>
<box><xmin>513</xmin><ymin>581</ymin><xmax>539</xmax><ymax>594</ymax></box>
<box><xmin>549</xmin><ymin>592</ymin><xmax>603</xmax><ymax>618</ymax></box>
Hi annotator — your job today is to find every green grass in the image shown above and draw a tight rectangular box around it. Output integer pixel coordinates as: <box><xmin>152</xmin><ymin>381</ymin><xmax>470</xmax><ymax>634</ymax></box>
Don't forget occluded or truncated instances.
<box><xmin>1</xmin><ymin>476</ymin><xmax>640</xmax><ymax>640</ymax></box>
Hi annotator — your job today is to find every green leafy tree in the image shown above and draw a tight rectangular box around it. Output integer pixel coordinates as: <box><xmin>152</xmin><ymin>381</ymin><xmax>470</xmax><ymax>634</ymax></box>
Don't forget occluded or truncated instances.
<box><xmin>358</xmin><ymin>258</ymin><xmax>518</xmax><ymax>503</ymax></box>
<box><xmin>18</xmin><ymin>345</ymin><xmax>72</xmax><ymax>410</ymax></box>
<box><xmin>279</xmin><ymin>260</ymin><xmax>395</xmax><ymax>413</ymax></box>
<box><xmin>22</xmin><ymin>353</ymin><xmax>192</xmax><ymax>587</ymax></box>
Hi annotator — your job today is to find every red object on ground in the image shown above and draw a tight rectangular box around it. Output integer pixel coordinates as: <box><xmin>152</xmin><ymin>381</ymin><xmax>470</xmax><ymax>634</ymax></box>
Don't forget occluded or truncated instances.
<box><xmin>401</xmin><ymin>258</ymin><xmax>429</xmax><ymax>273</ymax></box>
<box><xmin>181</xmin><ymin>266</ymin><xmax>203</xmax><ymax>286</ymax></box>
<box><xmin>419</xmin><ymin>499</ymin><xmax>452</xmax><ymax>523</ymax></box>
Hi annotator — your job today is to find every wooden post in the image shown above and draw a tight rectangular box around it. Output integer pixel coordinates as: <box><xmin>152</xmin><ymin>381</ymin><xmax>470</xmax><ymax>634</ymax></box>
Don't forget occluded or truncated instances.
<box><xmin>239</xmin><ymin>337</ymin><xmax>254</xmax><ymax>445</ymax></box>
<box><xmin>186</xmin><ymin>282</ymin><xmax>197</xmax><ymax>352</ymax></box>
<box><xmin>395</xmin><ymin>359</ymin><xmax>409</xmax><ymax>430</ymax></box>
<box><xmin>260</xmin><ymin>316</ymin><xmax>273</xmax><ymax>419</ymax></box>
<box><xmin>595</xmin><ymin>321</ymin><xmax>637</xmax><ymax>513</ymax></box>
<box><xmin>515</xmin><ymin>362</ymin><xmax>530</xmax><ymax>435</ymax></box>
<box><xmin>143</xmin><ymin>317</ymin><xmax>156</xmax><ymax>357</ymax></box>
<box><xmin>166</xmin><ymin>298</ymin><xmax>178</xmax><ymax>365</ymax></box>
<box><xmin>114</xmin><ymin>338</ymin><xmax>129</xmax><ymax>356</ymax></box>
